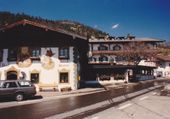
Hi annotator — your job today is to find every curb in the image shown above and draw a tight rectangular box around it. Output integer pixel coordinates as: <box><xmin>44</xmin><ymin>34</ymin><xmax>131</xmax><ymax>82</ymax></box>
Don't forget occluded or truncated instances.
<box><xmin>45</xmin><ymin>85</ymin><xmax>162</xmax><ymax>119</ymax></box>
<box><xmin>38</xmin><ymin>88</ymin><xmax>105</xmax><ymax>100</ymax></box>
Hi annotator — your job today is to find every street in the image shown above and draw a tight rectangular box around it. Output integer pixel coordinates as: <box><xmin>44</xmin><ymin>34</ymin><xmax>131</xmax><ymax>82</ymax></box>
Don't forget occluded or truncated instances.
<box><xmin>84</xmin><ymin>91</ymin><xmax>170</xmax><ymax>119</ymax></box>
<box><xmin>0</xmin><ymin>80</ymin><xmax>167</xmax><ymax>119</ymax></box>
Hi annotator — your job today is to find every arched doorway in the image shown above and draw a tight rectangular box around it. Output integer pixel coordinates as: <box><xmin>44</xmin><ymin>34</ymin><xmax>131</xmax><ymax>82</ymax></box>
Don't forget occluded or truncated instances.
<box><xmin>7</xmin><ymin>71</ymin><xmax>17</xmax><ymax>80</ymax></box>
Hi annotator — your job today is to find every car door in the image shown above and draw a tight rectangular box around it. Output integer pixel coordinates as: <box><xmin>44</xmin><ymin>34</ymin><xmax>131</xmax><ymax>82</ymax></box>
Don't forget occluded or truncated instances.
<box><xmin>18</xmin><ymin>81</ymin><xmax>35</xmax><ymax>94</ymax></box>
<box><xmin>1</xmin><ymin>82</ymin><xmax>19</xmax><ymax>97</ymax></box>
<box><xmin>0</xmin><ymin>82</ymin><xmax>5</xmax><ymax>97</ymax></box>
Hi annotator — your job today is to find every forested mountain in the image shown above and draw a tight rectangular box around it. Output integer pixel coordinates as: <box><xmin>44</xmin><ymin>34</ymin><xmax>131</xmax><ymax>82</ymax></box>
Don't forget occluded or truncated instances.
<box><xmin>0</xmin><ymin>11</ymin><xmax>107</xmax><ymax>37</ymax></box>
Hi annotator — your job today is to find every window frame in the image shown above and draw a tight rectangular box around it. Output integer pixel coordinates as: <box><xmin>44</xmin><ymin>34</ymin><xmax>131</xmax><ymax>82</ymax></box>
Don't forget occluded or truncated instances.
<box><xmin>98</xmin><ymin>44</ymin><xmax>108</xmax><ymax>51</ymax></box>
<box><xmin>113</xmin><ymin>45</ymin><xmax>121</xmax><ymax>51</ymax></box>
<box><xmin>18</xmin><ymin>81</ymin><xmax>32</xmax><ymax>87</ymax></box>
<box><xmin>59</xmin><ymin>72</ymin><xmax>69</xmax><ymax>83</ymax></box>
<box><xmin>30</xmin><ymin>73</ymin><xmax>39</xmax><ymax>84</ymax></box>
<box><xmin>29</xmin><ymin>47</ymin><xmax>41</xmax><ymax>61</ymax></box>
<box><xmin>58</xmin><ymin>47</ymin><xmax>69</xmax><ymax>59</ymax></box>
<box><xmin>0</xmin><ymin>49</ymin><xmax>3</xmax><ymax>62</ymax></box>
<box><xmin>7</xmin><ymin>48</ymin><xmax>18</xmax><ymax>61</ymax></box>
<box><xmin>3</xmin><ymin>82</ymin><xmax>18</xmax><ymax>88</ymax></box>
<box><xmin>99</xmin><ymin>55</ymin><xmax>108</xmax><ymax>62</ymax></box>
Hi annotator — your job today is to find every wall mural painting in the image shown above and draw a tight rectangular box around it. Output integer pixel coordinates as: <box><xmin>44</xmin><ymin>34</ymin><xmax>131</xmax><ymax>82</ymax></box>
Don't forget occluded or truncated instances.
<box><xmin>17</xmin><ymin>47</ymin><xmax>32</xmax><ymax>68</ymax></box>
<box><xmin>19</xmin><ymin>71</ymin><xmax>27</xmax><ymax>80</ymax></box>
<box><xmin>46</xmin><ymin>48</ymin><xmax>55</xmax><ymax>57</ymax></box>
<box><xmin>40</xmin><ymin>48</ymin><xmax>55</xmax><ymax>70</ymax></box>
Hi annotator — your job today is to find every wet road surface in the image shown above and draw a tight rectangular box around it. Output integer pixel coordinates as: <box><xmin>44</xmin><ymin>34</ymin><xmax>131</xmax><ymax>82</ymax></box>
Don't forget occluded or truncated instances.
<box><xmin>0</xmin><ymin>80</ymin><xmax>164</xmax><ymax>119</ymax></box>
<box><xmin>0</xmin><ymin>89</ymin><xmax>120</xmax><ymax>119</ymax></box>
<box><xmin>84</xmin><ymin>91</ymin><xmax>170</xmax><ymax>119</ymax></box>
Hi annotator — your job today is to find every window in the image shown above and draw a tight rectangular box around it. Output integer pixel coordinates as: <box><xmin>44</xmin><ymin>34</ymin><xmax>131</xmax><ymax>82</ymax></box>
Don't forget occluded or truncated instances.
<box><xmin>0</xmin><ymin>82</ymin><xmax>3</xmax><ymax>88</ymax></box>
<box><xmin>89</xmin><ymin>57</ymin><xmax>96</xmax><ymax>62</ymax></box>
<box><xmin>3</xmin><ymin>82</ymin><xmax>18</xmax><ymax>88</ymax></box>
<box><xmin>18</xmin><ymin>81</ymin><xmax>32</xmax><ymax>87</ymax></box>
<box><xmin>31</xmin><ymin>48</ymin><xmax>40</xmax><ymax>57</ymax></box>
<box><xmin>99</xmin><ymin>56</ymin><xmax>108</xmax><ymax>62</ymax></box>
<box><xmin>0</xmin><ymin>49</ymin><xmax>3</xmax><ymax>61</ymax></box>
<box><xmin>60</xmin><ymin>72</ymin><xmax>69</xmax><ymax>83</ymax></box>
<box><xmin>30</xmin><ymin>73</ymin><xmax>39</xmax><ymax>84</ymax></box>
<box><xmin>8</xmin><ymin>48</ymin><xmax>18</xmax><ymax>61</ymax></box>
<box><xmin>113</xmin><ymin>45</ymin><xmax>121</xmax><ymax>51</ymax></box>
<box><xmin>59</xmin><ymin>48</ymin><xmax>69</xmax><ymax>59</ymax></box>
<box><xmin>98</xmin><ymin>45</ymin><xmax>108</xmax><ymax>51</ymax></box>
<box><xmin>115</xmin><ymin>56</ymin><xmax>125</xmax><ymax>61</ymax></box>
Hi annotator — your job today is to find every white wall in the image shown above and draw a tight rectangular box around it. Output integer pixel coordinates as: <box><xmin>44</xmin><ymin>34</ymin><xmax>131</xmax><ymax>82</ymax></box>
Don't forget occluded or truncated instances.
<box><xmin>0</xmin><ymin>46</ymin><xmax>78</xmax><ymax>90</ymax></box>
<box><xmin>156</xmin><ymin>61</ymin><xmax>170</xmax><ymax>78</ymax></box>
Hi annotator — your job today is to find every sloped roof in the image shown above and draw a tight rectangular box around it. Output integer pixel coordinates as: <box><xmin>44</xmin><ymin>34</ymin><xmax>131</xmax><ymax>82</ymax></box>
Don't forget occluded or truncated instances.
<box><xmin>156</xmin><ymin>55</ymin><xmax>170</xmax><ymax>61</ymax></box>
<box><xmin>136</xmin><ymin>38</ymin><xmax>165</xmax><ymax>42</ymax></box>
<box><xmin>0</xmin><ymin>19</ymin><xmax>87</xmax><ymax>40</ymax></box>
<box><xmin>89</xmin><ymin>37</ymin><xmax>165</xmax><ymax>43</ymax></box>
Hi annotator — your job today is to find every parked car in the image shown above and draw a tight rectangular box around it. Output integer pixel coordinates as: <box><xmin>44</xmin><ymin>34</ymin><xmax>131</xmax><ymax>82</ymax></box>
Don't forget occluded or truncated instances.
<box><xmin>0</xmin><ymin>80</ymin><xmax>36</xmax><ymax>101</ymax></box>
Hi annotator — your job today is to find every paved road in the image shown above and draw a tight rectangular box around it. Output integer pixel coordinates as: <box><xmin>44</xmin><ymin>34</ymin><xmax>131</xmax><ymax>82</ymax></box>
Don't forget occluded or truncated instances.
<box><xmin>0</xmin><ymin>80</ymin><xmax>164</xmax><ymax>119</ymax></box>
<box><xmin>0</xmin><ymin>88</ymin><xmax>123</xmax><ymax>119</ymax></box>
<box><xmin>84</xmin><ymin>91</ymin><xmax>170</xmax><ymax>119</ymax></box>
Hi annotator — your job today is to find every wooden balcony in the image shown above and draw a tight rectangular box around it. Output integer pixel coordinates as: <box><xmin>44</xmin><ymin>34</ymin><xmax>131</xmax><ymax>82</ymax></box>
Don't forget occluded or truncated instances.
<box><xmin>89</xmin><ymin>60</ymin><xmax>156</xmax><ymax>67</ymax></box>
<box><xmin>88</xmin><ymin>61</ymin><xmax>136</xmax><ymax>65</ymax></box>
<box><xmin>91</xmin><ymin>50</ymin><xmax>124</xmax><ymax>55</ymax></box>
<box><xmin>90</xmin><ymin>49</ymin><xmax>158</xmax><ymax>55</ymax></box>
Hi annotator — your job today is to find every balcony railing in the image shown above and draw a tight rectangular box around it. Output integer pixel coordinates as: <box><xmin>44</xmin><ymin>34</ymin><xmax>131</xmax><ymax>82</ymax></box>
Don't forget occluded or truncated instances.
<box><xmin>88</xmin><ymin>60</ymin><xmax>157</xmax><ymax>67</ymax></box>
<box><xmin>90</xmin><ymin>49</ymin><xmax>158</xmax><ymax>55</ymax></box>
<box><xmin>88</xmin><ymin>61</ymin><xmax>136</xmax><ymax>65</ymax></box>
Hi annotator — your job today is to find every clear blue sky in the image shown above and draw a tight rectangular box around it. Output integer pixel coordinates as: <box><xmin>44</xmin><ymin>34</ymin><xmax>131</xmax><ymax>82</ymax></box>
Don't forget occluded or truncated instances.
<box><xmin>0</xmin><ymin>0</ymin><xmax>170</xmax><ymax>41</ymax></box>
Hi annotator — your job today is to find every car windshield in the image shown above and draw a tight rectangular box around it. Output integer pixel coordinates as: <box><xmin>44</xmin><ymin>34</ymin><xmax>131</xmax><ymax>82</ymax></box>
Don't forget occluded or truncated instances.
<box><xmin>18</xmin><ymin>81</ymin><xmax>32</xmax><ymax>87</ymax></box>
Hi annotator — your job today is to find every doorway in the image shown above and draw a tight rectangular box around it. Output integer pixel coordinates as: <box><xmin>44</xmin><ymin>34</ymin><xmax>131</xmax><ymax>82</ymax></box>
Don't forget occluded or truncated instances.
<box><xmin>7</xmin><ymin>71</ymin><xmax>17</xmax><ymax>80</ymax></box>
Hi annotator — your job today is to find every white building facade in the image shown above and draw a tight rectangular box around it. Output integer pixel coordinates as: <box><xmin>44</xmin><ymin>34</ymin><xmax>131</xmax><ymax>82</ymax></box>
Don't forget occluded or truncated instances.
<box><xmin>155</xmin><ymin>55</ymin><xmax>170</xmax><ymax>78</ymax></box>
<box><xmin>0</xmin><ymin>47</ymin><xmax>79</xmax><ymax>91</ymax></box>
<box><xmin>0</xmin><ymin>19</ymin><xmax>88</xmax><ymax>91</ymax></box>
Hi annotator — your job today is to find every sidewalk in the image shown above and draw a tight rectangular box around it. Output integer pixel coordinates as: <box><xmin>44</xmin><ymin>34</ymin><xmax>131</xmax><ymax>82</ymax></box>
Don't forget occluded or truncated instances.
<box><xmin>36</xmin><ymin>87</ymin><xmax>105</xmax><ymax>98</ymax></box>
<box><xmin>37</xmin><ymin>79</ymin><xmax>159</xmax><ymax>99</ymax></box>
<box><xmin>0</xmin><ymin>78</ymin><xmax>165</xmax><ymax>110</ymax></box>
<box><xmin>46</xmin><ymin>85</ymin><xmax>163</xmax><ymax>119</ymax></box>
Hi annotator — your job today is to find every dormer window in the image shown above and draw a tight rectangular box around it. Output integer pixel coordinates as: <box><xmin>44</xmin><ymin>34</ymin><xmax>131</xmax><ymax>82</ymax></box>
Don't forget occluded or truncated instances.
<box><xmin>116</xmin><ymin>37</ymin><xmax>125</xmax><ymax>40</ymax></box>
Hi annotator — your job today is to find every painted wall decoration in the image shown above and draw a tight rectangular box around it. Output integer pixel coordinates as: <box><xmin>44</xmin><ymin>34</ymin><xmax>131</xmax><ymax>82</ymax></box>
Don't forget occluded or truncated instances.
<box><xmin>18</xmin><ymin>58</ymin><xmax>32</xmax><ymax>68</ymax></box>
<box><xmin>40</xmin><ymin>55</ymin><xmax>54</xmax><ymax>70</ymax></box>
<box><xmin>46</xmin><ymin>48</ymin><xmax>55</xmax><ymax>57</ymax></box>
<box><xmin>17</xmin><ymin>47</ymin><xmax>32</xmax><ymax>68</ymax></box>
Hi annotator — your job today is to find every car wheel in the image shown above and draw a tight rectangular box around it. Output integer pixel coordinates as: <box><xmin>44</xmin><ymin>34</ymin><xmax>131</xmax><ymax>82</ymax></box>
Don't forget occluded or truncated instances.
<box><xmin>15</xmin><ymin>93</ymin><xmax>24</xmax><ymax>101</ymax></box>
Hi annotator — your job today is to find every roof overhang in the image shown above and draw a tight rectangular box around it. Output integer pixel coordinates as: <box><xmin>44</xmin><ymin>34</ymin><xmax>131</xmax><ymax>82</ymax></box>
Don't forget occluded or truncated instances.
<box><xmin>0</xmin><ymin>19</ymin><xmax>87</xmax><ymax>48</ymax></box>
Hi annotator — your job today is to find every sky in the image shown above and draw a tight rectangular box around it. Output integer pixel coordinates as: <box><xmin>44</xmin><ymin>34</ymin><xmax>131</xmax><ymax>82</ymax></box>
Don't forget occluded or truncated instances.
<box><xmin>0</xmin><ymin>0</ymin><xmax>170</xmax><ymax>41</ymax></box>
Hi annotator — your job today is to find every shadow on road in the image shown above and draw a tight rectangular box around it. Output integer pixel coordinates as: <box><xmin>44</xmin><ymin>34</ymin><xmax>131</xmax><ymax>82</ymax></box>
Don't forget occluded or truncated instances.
<box><xmin>0</xmin><ymin>95</ymin><xmax>43</xmax><ymax>103</ymax></box>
